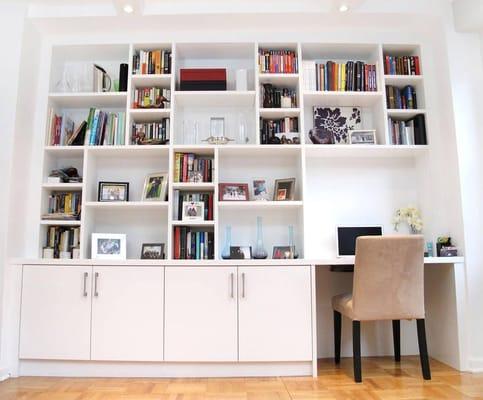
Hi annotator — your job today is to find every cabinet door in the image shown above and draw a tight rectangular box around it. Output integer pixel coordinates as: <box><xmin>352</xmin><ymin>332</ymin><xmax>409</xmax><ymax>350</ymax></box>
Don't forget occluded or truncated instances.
<box><xmin>238</xmin><ymin>266</ymin><xmax>312</xmax><ymax>361</ymax></box>
<box><xmin>165</xmin><ymin>267</ymin><xmax>237</xmax><ymax>361</ymax></box>
<box><xmin>91</xmin><ymin>266</ymin><xmax>164</xmax><ymax>361</ymax></box>
<box><xmin>19</xmin><ymin>265</ymin><xmax>92</xmax><ymax>360</ymax></box>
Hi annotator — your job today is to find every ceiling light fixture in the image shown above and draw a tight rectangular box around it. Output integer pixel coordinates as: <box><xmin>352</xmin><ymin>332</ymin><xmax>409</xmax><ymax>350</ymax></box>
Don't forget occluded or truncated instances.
<box><xmin>123</xmin><ymin>4</ymin><xmax>134</xmax><ymax>14</ymax></box>
<box><xmin>339</xmin><ymin>4</ymin><xmax>349</xmax><ymax>12</ymax></box>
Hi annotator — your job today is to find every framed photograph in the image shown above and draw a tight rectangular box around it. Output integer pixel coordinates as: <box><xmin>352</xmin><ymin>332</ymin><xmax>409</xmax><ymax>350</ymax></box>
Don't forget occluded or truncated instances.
<box><xmin>251</xmin><ymin>178</ymin><xmax>269</xmax><ymax>201</ymax></box>
<box><xmin>92</xmin><ymin>233</ymin><xmax>126</xmax><ymax>260</ymax></box>
<box><xmin>98</xmin><ymin>182</ymin><xmax>129</xmax><ymax>202</ymax></box>
<box><xmin>219</xmin><ymin>183</ymin><xmax>249</xmax><ymax>201</ymax></box>
<box><xmin>182</xmin><ymin>201</ymin><xmax>205</xmax><ymax>221</ymax></box>
<box><xmin>142</xmin><ymin>172</ymin><xmax>168</xmax><ymax>201</ymax></box>
<box><xmin>273</xmin><ymin>246</ymin><xmax>295</xmax><ymax>259</ymax></box>
<box><xmin>141</xmin><ymin>243</ymin><xmax>165</xmax><ymax>259</ymax></box>
<box><xmin>230</xmin><ymin>246</ymin><xmax>252</xmax><ymax>259</ymax></box>
<box><xmin>273</xmin><ymin>178</ymin><xmax>296</xmax><ymax>201</ymax></box>
<box><xmin>349</xmin><ymin>129</ymin><xmax>377</xmax><ymax>145</ymax></box>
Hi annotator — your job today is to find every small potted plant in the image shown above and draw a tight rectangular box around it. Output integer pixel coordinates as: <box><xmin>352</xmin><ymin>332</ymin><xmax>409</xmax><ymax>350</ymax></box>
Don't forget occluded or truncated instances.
<box><xmin>393</xmin><ymin>206</ymin><xmax>423</xmax><ymax>234</ymax></box>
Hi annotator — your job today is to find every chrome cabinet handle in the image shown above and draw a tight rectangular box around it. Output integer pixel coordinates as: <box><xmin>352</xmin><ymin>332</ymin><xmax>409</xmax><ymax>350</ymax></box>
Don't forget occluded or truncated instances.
<box><xmin>83</xmin><ymin>272</ymin><xmax>88</xmax><ymax>297</ymax></box>
<box><xmin>94</xmin><ymin>272</ymin><xmax>99</xmax><ymax>297</ymax></box>
<box><xmin>230</xmin><ymin>273</ymin><xmax>234</xmax><ymax>298</ymax></box>
<box><xmin>241</xmin><ymin>272</ymin><xmax>245</xmax><ymax>298</ymax></box>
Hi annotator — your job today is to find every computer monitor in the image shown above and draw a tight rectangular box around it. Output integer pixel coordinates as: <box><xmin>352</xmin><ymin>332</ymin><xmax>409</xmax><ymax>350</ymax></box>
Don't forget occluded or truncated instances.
<box><xmin>336</xmin><ymin>226</ymin><xmax>383</xmax><ymax>257</ymax></box>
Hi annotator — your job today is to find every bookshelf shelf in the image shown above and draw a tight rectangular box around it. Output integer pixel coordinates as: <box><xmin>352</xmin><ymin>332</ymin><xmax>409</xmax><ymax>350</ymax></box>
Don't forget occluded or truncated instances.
<box><xmin>48</xmin><ymin>92</ymin><xmax>128</xmax><ymax>108</ymax></box>
<box><xmin>131</xmin><ymin>74</ymin><xmax>172</xmax><ymax>87</ymax></box>
<box><xmin>42</xmin><ymin>183</ymin><xmax>83</xmax><ymax>190</ymax></box>
<box><xmin>174</xmin><ymin>90</ymin><xmax>256</xmax><ymax>107</ymax></box>
<box><xmin>303</xmin><ymin>91</ymin><xmax>383</xmax><ymax>107</ymax></box>
<box><xmin>38</xmin><ymin>41</ymin><xmax>432</xmax><ymax>261</ymax></box>
<box><xmin>259</xmin><ymin>108</ymin><xmax>301</xmax><ymax>118</ymax></box>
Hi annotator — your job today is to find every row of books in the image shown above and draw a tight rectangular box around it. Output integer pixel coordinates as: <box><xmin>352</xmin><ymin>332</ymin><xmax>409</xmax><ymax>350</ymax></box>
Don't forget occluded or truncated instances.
<box><xmin>132</xmin><ymin>49</ymin><xmax>172</xmax><ymax>75</ymax></box>
<box><xmin>386</xmin><ymin>85</ymin><xmax>418</xmax><ymax>110</ymax></box>
<box><xmin>45</xmin><ymin>226</ymin><xmax>80</xmax><ymax>259</ymax></box>
<box><xmin>260</xmin><ymin>118</ymin><xmax>299</xmax><ymax>144</ymax></box>
<box><xmin>173</xmin><ymin>227</ymin><xmax>214</xmax><ymax>260</ymax></box>
<box><xmin>43</xmin><ymin>192</ymin><xmax>82</xmax><ymax>220</ymax></box>
<box><xmin>131</xmin><ymin>119</ymin><xmax>170</xmax><ymax>145</ymax></box>
<box><xmin>258</xmin><ymin>49</ymin><xmax>298</xmax><ymax>74</ymax></box>
<box><xmin>173</xmin><ymin>191</ymin><xmax>214</xmax><ymax>221</ymax></box>
<box><xmin>48</xmin><ymin>112</ymin><xmax>76</xmax><ymax>146</ymax></box>
<box><xmin>260</xmin><ymin>85</ymin><xmax>297</xmax><ymax>108</ymax></box>
<box><xmin>388</xmin><ymin>114</ymin><xmax>427</xmax><ymax>145</ymax></box>
<box><xmin>384</xmin><ymin>55</ymin><xmax>421</xmax><ymax>76</ymax></box>
<box><xmin>87</xmin><ymin>109</ymin><xmax>126</xmax><ymax>146</ymax></box>
<box><xmin>174</xmin><ymin>153</ymin><xmax>213</xmax><ymax>183</ymax></box>
<box><xmin>132</xmin><ymin>88</ymin><xmax>171</xmax><ymax>109</ymax></box>
<box><xmin>302</xmin><ymin>61</ymin><xmax>378</xmax><ymax>92</ymax></box>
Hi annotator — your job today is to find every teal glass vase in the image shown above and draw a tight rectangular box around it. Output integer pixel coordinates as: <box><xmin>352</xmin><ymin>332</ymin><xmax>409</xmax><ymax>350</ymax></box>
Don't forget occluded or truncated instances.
<box><xmin>253</xmin><ymin>217</ymin><xmax>268</xmax><ymax>259</ymax></box>
<box><xmin>221</xmin><ymin>226</ymin><xmax>232</xmax><ymax>259</ymax></box>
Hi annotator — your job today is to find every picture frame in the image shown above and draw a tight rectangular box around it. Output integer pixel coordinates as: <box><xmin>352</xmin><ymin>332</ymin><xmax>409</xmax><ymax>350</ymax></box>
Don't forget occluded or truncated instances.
<box><xmin>349</xmin><ymin>129</ymin><xmax>377</xmax><ymax>145</ymax></box>
<box><xmin>219</xmin><ymin>183</ymin><xmax>249</xmax><ymax>201</ymax></box>
<box><xmin>92</xmin><ymin>233</ymin><xmax>126</xmax><ymax>260</ymax></box>
<box><xmin>182</xmin><ymin>201</ymin><xmax>205</xmax><ymax>221</ymax></box>
<box><xmin>141</xmin><ymin>243</ymin><xmax>165</xmax><ymax>259</ymax></box>
<box><xmin>251</xmin><ymin>178</ymin><xmax>270</xmax><ymax>201</ymax></box>
<box><xmin>273</xmin><ymin>246</ymin><xmax>295</xmax><ymax>259</ymax></box>
<box><xmin>230</xmin><ymin>246</ymin><xmax>252</xmax><ymax>259</ymax></box>
<box><xmin>142</xmin><ymin>172</ymin><xmax>168</xmax><ymax>201</ymax></box>
<box><xmin>273</xmin><ymin>178</ymin><xmax>296</xmax><ymax>201</ymax></box>
<box><xmin>98</xmin><ymin>182</ymin><xmax>129</xmax><ymax>202</ymax></box>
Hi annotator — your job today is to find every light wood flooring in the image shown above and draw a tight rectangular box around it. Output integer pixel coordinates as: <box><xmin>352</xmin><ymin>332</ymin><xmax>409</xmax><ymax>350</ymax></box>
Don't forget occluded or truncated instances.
<box><xmin>1</xmin><ymin>357</ymin><xmax>483</xmax><ymax>399</ymax></box>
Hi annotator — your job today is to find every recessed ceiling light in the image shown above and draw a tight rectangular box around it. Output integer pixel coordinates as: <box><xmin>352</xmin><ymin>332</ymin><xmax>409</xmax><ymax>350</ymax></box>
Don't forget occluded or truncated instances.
<box><xmin>339</xmin><ymin>4</ymin><xmax>349</xmax><ymax>12</ymax></box>
<box><xmin>123</xmin><ymin>4</ymin><xmax>134</xmax><ymax>14</ymax></box>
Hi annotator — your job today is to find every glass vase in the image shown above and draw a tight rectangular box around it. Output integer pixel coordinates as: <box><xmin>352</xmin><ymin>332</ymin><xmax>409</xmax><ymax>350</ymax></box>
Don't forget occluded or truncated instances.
<box><xmin>221</xmin><ymin>226</ymin><xmax>232</xmax><ymax>259</ymax></box>
<box><xmin>288</xmin><ymin>225</ymin><xmax>299</xmax><ymax>259</ymax></box>
<box><xmin>253</xmin><ymin>217</ymin><xmax>268</xmax><ymax>259</ymax></box>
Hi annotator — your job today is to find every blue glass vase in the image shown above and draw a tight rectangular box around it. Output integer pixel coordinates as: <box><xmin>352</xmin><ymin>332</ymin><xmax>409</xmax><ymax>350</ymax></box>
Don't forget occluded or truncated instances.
<box><xmin>221</xmin><ymin>226</ymin><xmax>232</xmax><ymax>259</ymax></box>
<box><xmin>253</xmin><ymin>217</ymin><xmax>268</xmax><ymax>259</ymax></box>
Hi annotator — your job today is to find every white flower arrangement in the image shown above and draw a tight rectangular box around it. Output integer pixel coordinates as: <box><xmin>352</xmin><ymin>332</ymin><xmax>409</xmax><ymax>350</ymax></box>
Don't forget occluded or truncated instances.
<box><xmin>393</xmin><ymin>206</ymin><xmax>423</xmax><ymax>233</ymax></box>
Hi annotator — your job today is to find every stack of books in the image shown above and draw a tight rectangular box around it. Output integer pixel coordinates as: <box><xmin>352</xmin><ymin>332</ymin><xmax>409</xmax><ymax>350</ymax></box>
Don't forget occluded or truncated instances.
<box><xmin>302</xmin><ymin>60</ymin><xmax>377</xmax><ymax>92</ymax></box>
<box><xmin>258</xmin><ymin>49</ymin><xmax>298</xmax><ymax>74</ymax></box>
<box><xmin>386</xmin><ymin>85</ymin><xmax>418</xmax><ymax>109</ymax></box>
<box><xmin>131</xmin><ymin>119</ymin><xmax>170</xmax><ymax>145</ymax></box>
<box><xmin>42</xmin><ymin>192</ymin><xmax>82</xmax><ymax>221</ymax></box>
<box><xmin>132</xmin><ymin>49</ymin><xmax>172</xmax><ymax>75</ymax></box>
<box><xmin>173</xmin><ymin>191</ymin><xmax>214</xmax><ymax>221</ymax></box>
<box><xmin>388</xmin><ymin>114</ymin><xmax>427</xmax><ymax>145</ymax></box>
<box><xmin>384</xmin><ymin>55</ymin><xmax>421</xmax><ymax>75</ymax></box>
<box><xmin>179</xmin><ymin>69</ymin><xmax>227</xmax><ymax>91</ymax></box>
<box><xmin>173</xmin><ymin>227</ymin><xmax>214</xmax><ymax>260</ymax></box>
<box><xmin>174</xmin><ymin>153</ymin><xmax>213</xmax><ymax>183</ymax></box>
<box><xmin>86</xmin><ymin>108</ymin><xmax>126</xmax><ymax>146</ymax></box>
<box><xmin>45</xmin><ymin>226</ymin><xmax>80</xmax><ymax>259</ymax></box>
<box><xmin>132</xmin><ymin>87</ymin><xmax>171</xmax><ymax>109</ymax></box>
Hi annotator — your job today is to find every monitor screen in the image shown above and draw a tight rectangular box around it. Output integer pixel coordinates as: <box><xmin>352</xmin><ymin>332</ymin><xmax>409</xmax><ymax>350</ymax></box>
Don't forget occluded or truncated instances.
<box><xmin>337</xmin><ymin>226</ymin><xmax>383</xmax><ymax>256</ymax></box>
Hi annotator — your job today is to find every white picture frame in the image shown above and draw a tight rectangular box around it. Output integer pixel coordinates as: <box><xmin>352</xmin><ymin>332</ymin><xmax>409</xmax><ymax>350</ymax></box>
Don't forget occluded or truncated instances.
<box><xmin>349</xmin><ymin>129</ymin><xmax>377</xmax><ymax>145</ymax></box>
<box><xmin>92</xmin><ymin>233</ymin><xmax>126</xmax><ymax>260</ymax></box>
<box><xmin>182</xmin><ymin>201</ymin><xmax>205</xmax><ymax>221</ymax></box>
<box><xmin>142</xmin><ymin>172</ymin><xmax>168</xmax><ymax>201</ymax></box>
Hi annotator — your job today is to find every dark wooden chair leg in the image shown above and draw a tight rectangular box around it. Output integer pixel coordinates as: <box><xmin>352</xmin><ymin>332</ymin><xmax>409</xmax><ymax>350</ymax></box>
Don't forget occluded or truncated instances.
<box><xmin>334</xmin><ymin>311</ymin><xmax>342</xmax><ymax>364</ymax></box>
<box><xmin>392</xmin><ymin>320</ymin><xmax>401</xmax><ymax>362</ymax></box>
<box><xmin>352</xmin><ymin>320</ymin><xmax>362</xmax><ymax>382</ymax></box>
<box><xmin>416</xmin><ymin>319</ymin><xmax>431</xmax><ymax>380</ymax></box>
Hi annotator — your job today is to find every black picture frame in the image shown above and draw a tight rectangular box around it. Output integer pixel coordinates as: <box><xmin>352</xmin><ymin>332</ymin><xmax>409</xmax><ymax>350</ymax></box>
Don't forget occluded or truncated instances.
<box><xmin>98</xmin><ymin>182</ymin><xmax>129</xmax><ymax>202</ymax></box>
<box><xmin>230</xmin><ymin>246</ymin><xmax>252</xmax><ymax>259</ymax></box>
<box><xmin>141</xmin><ymin>243</ymin><xmax>165</xmax><ymax>259</ymax></box>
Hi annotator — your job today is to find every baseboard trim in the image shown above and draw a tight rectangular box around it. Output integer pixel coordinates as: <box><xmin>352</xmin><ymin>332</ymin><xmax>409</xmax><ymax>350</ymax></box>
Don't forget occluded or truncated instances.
<box><xmin>19</xmin><ymin>360</ymin><xmax>312</xmax><ymax>378</ymax></box>
<box><xmin>0</xmin><ymin>368</ymin><xmax>11</xmax><ymax>381</ymax></box>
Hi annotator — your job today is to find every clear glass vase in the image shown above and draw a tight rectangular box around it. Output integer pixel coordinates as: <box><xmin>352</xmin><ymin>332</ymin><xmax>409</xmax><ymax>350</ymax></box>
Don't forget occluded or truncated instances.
<box><xmin>221</xmin><ymin>226</ymin><xmax>232</xmax><ymax>259</ymax></box>
<box><xmin>288</xmin><ymin>225</ymin><xmax>299</xmax><ymax>259</ymax></box>
<box><xmin>253</xmin><ymin>217</ymin><xmax>268</xmax><ymax>259</ymax></box>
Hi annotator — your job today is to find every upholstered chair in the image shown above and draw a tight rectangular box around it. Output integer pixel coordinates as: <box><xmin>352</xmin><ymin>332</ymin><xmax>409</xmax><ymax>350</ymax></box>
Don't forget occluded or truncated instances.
<box><xmin>332</xmin><ymin>235</ymin><xmax>430</xmax><ymax>383</ymax></box>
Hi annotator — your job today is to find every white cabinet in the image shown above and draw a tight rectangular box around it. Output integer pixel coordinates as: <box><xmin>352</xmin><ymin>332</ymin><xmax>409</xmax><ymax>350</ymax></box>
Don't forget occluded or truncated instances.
<box><xmin>19</xmin><ymin>265</ymin><xmax>92</xmax><ymax>360</ymax></box>
<box><xmin>90</xmin><ymin>266</ymin><xmax>164</xmax><ymax>361</ymax></box>
<box><xmin>164</xmin><ymin>266</ymin><xmax>238</xmax><ymax>361</ymax></box>
<box><xmin>238</xmin><ymin>266</ymin><xmax>313</xmax><ymax>362</ymax></box>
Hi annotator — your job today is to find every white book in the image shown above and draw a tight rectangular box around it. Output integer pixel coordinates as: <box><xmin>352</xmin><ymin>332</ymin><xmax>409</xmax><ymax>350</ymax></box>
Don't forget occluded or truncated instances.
<box><xmin>302</xmin><ymin>60</ymin><xmax>316</xmax><ymax>91</ymax></box>
<box><xmin>173</xmin><ymin>190</ymin><xmax>179</xmax><ymax>220</ymax></box>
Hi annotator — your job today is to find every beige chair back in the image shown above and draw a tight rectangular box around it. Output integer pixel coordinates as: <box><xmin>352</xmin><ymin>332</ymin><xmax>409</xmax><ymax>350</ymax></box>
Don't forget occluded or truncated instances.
<box><xmin>352</xmin><ymin>235</ymin><xmax>425</xmax><ymax>321</ymax></box>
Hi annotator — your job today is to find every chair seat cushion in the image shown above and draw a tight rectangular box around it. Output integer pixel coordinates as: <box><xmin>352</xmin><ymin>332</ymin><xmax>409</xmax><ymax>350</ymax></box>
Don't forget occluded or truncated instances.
<box><xmin>332</xmin><ymin>293</ymin><xmax>355</xmax><ymax>320</ymax></box>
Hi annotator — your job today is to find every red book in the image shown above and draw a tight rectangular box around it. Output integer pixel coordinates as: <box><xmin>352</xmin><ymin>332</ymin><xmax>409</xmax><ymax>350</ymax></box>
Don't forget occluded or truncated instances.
<box><xmin>385</xmin><ymin>56</ymin><xmax>390</xmax><ymax>75</ymax></box>
<box><xmin>180</xmin><ymin>68</ymin><xmax>226</xmax><ymax>82</ymax></box>
<box><xmin>208</xmin><ymin>193</ymin><xmax>213</xmax><ymax>220</ymax></box>
<box><xmin>174</xmin><ymin>227</ymin><xmax>180</xmax><ymax>259</ymax></box>
<box><xmin>364</xmin><ymin>65</ymin><xmax>369</xmax><ymax>91</ymax></box>
<box><xmin>182</xmin><ymin>154</ymin><xmax>188</xmax><ymax>182</ymax></box>
<box><xmin>414</xmin><ymin>56</ymin><xmax>421</xmax><ymax>75</ymax></box>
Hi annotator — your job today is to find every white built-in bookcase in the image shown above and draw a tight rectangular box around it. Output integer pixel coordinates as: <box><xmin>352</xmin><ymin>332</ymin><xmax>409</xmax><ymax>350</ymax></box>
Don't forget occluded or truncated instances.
<box><xmin>40</xmin><ymin>42</ymin><xmax>428</xmax><ymax>260</ymax></box>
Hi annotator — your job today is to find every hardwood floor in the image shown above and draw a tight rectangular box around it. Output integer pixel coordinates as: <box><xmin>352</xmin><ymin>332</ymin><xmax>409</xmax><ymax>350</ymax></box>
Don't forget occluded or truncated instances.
<box><xmin>1</xmin><ymin>357</ymin><xmax>482</xmax><ymax>399</ymax></box>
